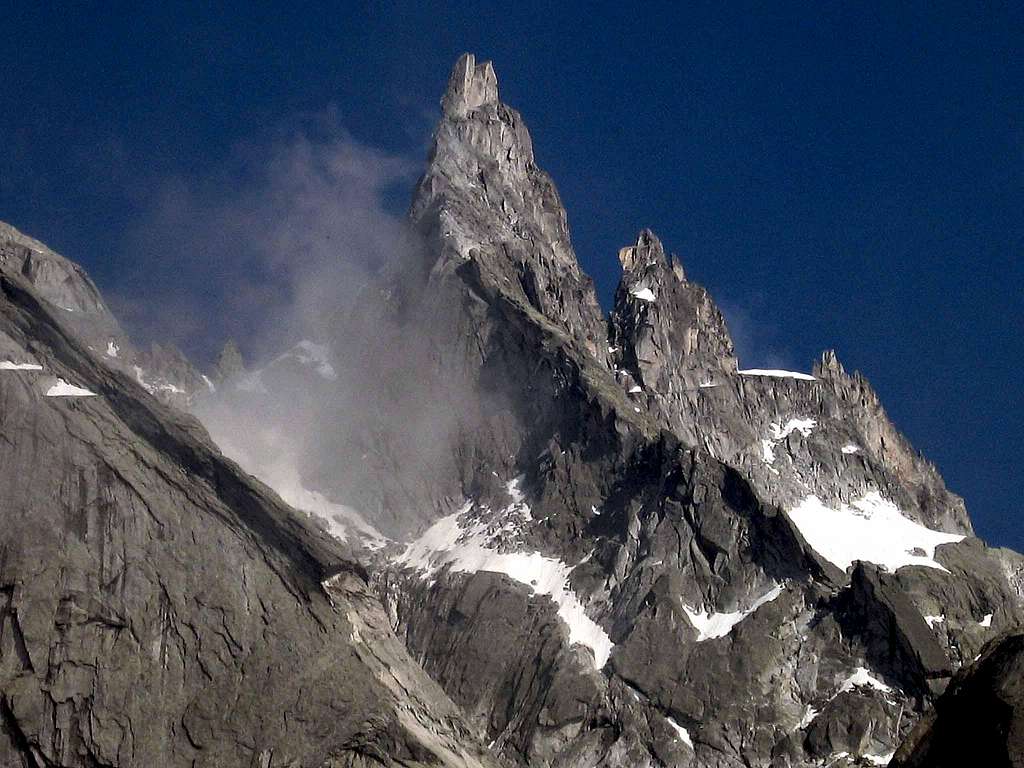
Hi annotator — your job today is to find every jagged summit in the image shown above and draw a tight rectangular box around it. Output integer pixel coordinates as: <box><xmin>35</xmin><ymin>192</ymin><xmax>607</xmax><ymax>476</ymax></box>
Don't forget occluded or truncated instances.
<box><xmin>441</xmin><ymin>53</ymin><xmax>499</xmax><ymax>119</ymax></box>
<box><xmin>410</xmin><ymin>53</ymin><xmax>608</xmax><ymax>359</ymax></box>
<box><xmin>611</xmin><ymin>228</ymin><xmax>737</xmax><ymax>394</ymax></box>
<box><xmin>617</xmin><ymin>229</ymin><xmax>686</xmax><ymax>282</ymax></box>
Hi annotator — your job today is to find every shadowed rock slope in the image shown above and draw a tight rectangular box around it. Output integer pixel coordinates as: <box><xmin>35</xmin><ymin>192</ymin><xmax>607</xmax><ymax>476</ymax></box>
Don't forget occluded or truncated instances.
<box><xmin>891</xmin><ymin>631</ymin><xmax>1024</xmax><ymax>767</ymax></box>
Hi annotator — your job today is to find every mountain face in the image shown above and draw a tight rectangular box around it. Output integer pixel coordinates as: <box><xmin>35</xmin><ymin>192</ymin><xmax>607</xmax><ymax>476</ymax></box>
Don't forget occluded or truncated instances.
<box><xmin>0</xmin><ymin>248</ymin><xmax>498</xmax><ymax>765</ymax></box>
<box><xmin>2</xmin><ymin>52</ymin><xmax>1022</xmax><ymax>768</ymax></box>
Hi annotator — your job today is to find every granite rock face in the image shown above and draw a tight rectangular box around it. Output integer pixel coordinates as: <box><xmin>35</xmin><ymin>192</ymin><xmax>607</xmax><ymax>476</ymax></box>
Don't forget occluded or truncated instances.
<box><xmin>0</xmin><ymin>264</ymin><xmax>498</xmax><ymax>767</ymax></box>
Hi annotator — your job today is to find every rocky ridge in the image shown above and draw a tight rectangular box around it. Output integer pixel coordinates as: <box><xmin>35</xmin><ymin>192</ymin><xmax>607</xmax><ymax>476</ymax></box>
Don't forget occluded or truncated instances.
<box><xmin>191</xmin><ymin>54</ymin><xmax>1022</xmax><ymax>767</ymax></box>
<box><xmin>2</xmin><ymin>52</ymin><xmax>1021</xmax><ymax>768</ymax></box>
<box><xmin>0</xmin><ymin>221</ymin><xmax>208</xmax><ymax>410</ymax></box>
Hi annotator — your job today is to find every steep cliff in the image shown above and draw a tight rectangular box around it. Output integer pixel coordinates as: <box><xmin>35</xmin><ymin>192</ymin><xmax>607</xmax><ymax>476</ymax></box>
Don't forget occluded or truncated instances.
<box><xmin>0</xmin><ymin>260</ymin><xmax>497</xmax><ymax>767</ymax></box>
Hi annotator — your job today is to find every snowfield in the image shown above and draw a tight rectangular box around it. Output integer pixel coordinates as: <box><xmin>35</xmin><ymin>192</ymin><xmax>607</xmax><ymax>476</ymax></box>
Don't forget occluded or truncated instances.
<box><xmin>786</xmin><ymin>492</ymin><xmax>964</xmax><ymax>572</ymax></box>
<box><xmin>398</xmin><ymin>485</ymin><xmax>614</xmax><ymax>668</ymax></box>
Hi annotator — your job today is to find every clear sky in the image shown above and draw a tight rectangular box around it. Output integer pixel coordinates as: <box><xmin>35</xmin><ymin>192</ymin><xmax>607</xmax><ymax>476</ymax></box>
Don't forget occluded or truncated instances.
<box><xmin>2</xmin><ymin>2</ymin><xmax>1021</xmax><ymax>550</ymax></box>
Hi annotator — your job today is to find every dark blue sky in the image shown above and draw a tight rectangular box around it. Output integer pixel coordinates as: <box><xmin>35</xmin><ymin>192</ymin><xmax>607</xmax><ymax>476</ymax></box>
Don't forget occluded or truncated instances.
<box><xmin>3</xmin><ymin>2</ymin><xmax>1022</xmax><ymax>550</ymax></box>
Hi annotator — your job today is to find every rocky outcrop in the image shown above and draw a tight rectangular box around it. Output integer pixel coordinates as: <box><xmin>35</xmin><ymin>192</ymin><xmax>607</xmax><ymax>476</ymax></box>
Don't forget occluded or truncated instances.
<box><xmin>0</xmin><ymin>221</ymin><xmax>207</xmax><ymax>410</ymax></box>
<box><xmin>891</xmin><ymin>632</ymin><xmax>1024</xmax><ymax>767</ymax></box>
<box><xmin>0</xmin><ymin>263</ymin><xmax>498</xmax><ymax>767</ymax></box>
<box><xmin>0</xmin><ymin>220</ymin><xmax>124</xmax><ymax>351</ymax></box>
<box><xmin>610</xmin><ymin>229</ymin><xmax>737</xmax><ymax>394</ymax></box>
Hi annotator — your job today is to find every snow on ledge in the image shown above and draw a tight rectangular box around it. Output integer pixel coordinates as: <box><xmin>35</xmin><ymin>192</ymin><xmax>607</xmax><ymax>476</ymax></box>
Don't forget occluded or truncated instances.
<box><xmin>761</xmin><ymin>418</ymin><xmax>816</xmax><ymax>465</ymax></box>
<box><xmin>798</xmin><ymin>705</ymin><xmax>819</xmax><ymax>729</ymax></box>
<box><xmin>46</xmin><ymin>378</ymin><xmax>97</xmax><ymax>397</ymax></box>
<box><xmin>841</xmin><ymin>444</ymin><xmax>861</xmax><ymax>454</ymax></box>
<box><xmin>397</xmin><ymin>495</ymin><xmax>614</xmax><ymax>669</ymax></box>
<box><xmin>665</xmin><ymin>716</ymin><xmax>694</xmax><ymax>748</ymax></box>
<box><xmin>683</xmin><ymin>584</ymin><xmax>785</xmax><ymax>641</ymax></box>
<box><xmin>739</xmin><ymin>368</ymin><xmax>817</xmax><ymax>381</ymax></box>
<box><xmin>839</xmin><ymin>666</ymin><xmax>892</xmax><ymax>695</ymax></box>
<box><xmin>629</xmin><ymin>286</ymin><xmax>656</xmax><ymax>303</ymax></box>
<box><xmin>786</xmin><ymin>492</ymin><xmax>964</xmax><ymax>573</ymax></box>
<box><xmin>769</xmin><ymin>418</ymin><xmax>816</xmax><ymax>441</ymax></box>
<box><xmin>863</xmin><ymin>752</ymin><xmax>896</xmax><ymax>766</ymax></box>
<box><xmin>1</xmin><ymin>361</ymin><xmax>43</xmax><ymax>371</ymax></box>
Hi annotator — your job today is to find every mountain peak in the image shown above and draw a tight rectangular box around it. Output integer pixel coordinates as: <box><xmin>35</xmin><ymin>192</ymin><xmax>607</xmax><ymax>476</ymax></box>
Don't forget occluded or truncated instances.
<box><xmin>618</xmin><ymin>229</ymin><xmax>687</xmax><ymax>281</ymax></box>
<box><xmin>441</xmin><ymin>53</ymin><xmax>499</xmax><ymax>119</ymax></box>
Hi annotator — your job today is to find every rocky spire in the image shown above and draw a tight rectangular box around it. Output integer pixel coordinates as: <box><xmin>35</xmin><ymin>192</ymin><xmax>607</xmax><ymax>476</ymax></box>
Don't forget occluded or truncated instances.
<box><xmin>441</xmin><ymin>53</ymin><xmax>499</xmax><ymax>119</ymax></box>
<box><xmin>815</xmin><ymin>348</ymin><xmax>847</xmax><ymax>380</ymax></box>
<box><xmin>409</xmin><ymin>53</ymin><xmax>607</xmax><ymax>359</ymax></box>
<box><xmin>610</xmin><ymin>229</ymin><xmax>737</xmax><ymax>393</ymax></box>
<box><xmin>214</xmin><ymin>338</ymin><xmax>245</xmax><ymax>382</ymax></box>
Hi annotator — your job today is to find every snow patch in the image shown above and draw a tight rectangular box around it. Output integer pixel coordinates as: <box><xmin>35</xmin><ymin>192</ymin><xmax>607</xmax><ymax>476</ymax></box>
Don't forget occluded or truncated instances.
<box><xmin>739</xmin><ymin>368</ymin><xmax>817</xmax><ymax>381</ymax></box>
<box><xmin>786</xmin><ymin>492</ymin><xmax>964</xmax><ymax>572</ymax></box>
<box><xmin>924</xmin><ymin>615</ymin><xmax>945</xmax><ymax>629</ymax></box>
<box><xmin>106</xmin><ymin>341</ymin><xmax>119</xmax><ymax>358</ymax></box>
<box><xmin>629</xmin><ymin>385</ymin><xmax>642</xmax><ymax>393</ymax></box>
<box><xmin>201</xmin><ymin>374</ymin><xmax>216</xmax><ymax>393</ymax></box>
<box><xmin>841</xmin><ymin>444</ymin><xmax>860</xmax><ymax>454</ymax></box>
<box><xmin>397</xmin><ymin>491</ymin><xmax>614</xmax><ymax>669</ymax></box>
<box><xmin>839</xmin><ymin>666</ymin><xmax>892</xmax><ymax>695</ymax></box>
<box><xmin>629</xmin><ymin>286</ymin><xmax>656</xmax><ymax>303</ymax></box>
<box><xmin>665</xmin><ymin>716</ymin><xmax>693</xmax><ymax>748</ymax></box>
<box><xmin>980</xmin><ymin>613</ymin><xmax>993</xmax><ymax>628</ymax></box>
<box><xmin>46</xmin><ymin>379</ymin><xmax>96</xmax><ymax>397</ymax></box>
<box><xmin>133</xmin><ymin>366</ymin><xmax>185</xmax><ymax>395</ymax></box>
<box><xmin>769</xmin><ymin>418</ymin><xmax>816</xmax><ymax>440</ymax></box>
<box><xmin>863</xmin><ymin>752</ymin><xmax>895</xmax><ymax>766</ymax></box>
<box><xmin>798</xmin><ymin>705</ymin><xmax>819</xmax><ymax>729</ymax></box>
<box><xmin>0</xmin><ymin>361</ymin><xmax>43</xmax><ymax>371</ymax></box>
<box><xmin>760</xmin><ymin>418</ymin><xmax>816</xmax><ymax>465</ymax></box>
<box><xmin>683</xmin><ymin>584</ymin><xmax>785</xmax><ymax>641</ymax></box>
